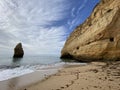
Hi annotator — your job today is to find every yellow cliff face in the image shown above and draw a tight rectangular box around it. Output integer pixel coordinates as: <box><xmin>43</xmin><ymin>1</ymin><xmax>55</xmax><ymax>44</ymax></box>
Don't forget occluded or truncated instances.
<box><xmin>61</xmin><ymin>0</ymin><xmax>120</xmax><ymax>61</ymax></box>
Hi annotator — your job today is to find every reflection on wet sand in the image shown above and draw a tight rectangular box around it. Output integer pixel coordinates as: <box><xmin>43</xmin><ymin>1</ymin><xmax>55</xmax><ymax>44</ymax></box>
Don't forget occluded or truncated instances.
<box><xmin>8</xmin><ymin>58</ymin><xmax>22</xmax><ymax>90</ymax></box>
<box><xmin>0</xmin><ymin>75</ymin><xmax>20</xmax><ymax>90</ymax></box>
<box><xmin>0</xmin><ymin>58</ymin><xmax>22</xmax><ymax>90</ymax></box>
<box><xmin>8</xmin><ymin>78</ymin><xmax>19</xmax><ymax>90</ymax></box>
<box><xmin>7</xmin><ymin>58</ymin><xmax>21</xmax><ymax>90</ymax></box>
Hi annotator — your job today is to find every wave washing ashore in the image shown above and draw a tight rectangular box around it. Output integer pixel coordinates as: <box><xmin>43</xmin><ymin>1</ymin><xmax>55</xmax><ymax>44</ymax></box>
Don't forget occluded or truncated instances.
<box><xmin>0</xmin><ymin>55</ymin><xmax>86</xmax><ymax>90</ymax></box>
<box><xmin>1</xmin><ymin>60</ymin><xmax>120</xmax><ymax>90</ymax></box>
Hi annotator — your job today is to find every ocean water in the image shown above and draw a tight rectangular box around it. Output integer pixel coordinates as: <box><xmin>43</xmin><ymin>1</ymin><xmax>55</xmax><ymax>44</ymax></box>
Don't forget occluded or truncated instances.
<box><xmin>0</xmin><ymin>55</ymin><xmax>61</xmax><ymax>66</ymax></box>
<box><xmin>0</xmin><ymin>55</ymin><xmax>63</xmax><ymax>81</ymax></box>
<box><xmin>0</xmin><ymin>55</ymin><xmax>86</xmax><ymax>81</ymax></box>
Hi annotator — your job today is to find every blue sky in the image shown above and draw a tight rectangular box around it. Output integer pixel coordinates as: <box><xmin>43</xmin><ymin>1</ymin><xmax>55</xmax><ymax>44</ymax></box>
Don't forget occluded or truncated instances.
<box><xmin>0</xmin><ymin>0</ymin><xmax>99</xmax><ymax>56</ymax></box>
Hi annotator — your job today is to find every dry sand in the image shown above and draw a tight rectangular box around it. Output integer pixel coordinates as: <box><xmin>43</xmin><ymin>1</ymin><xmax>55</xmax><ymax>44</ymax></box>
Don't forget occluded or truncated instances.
<box><xmin>20</xmin><ymin>61</ymin><xmax>120</xmax><ymax>90</ymax></box>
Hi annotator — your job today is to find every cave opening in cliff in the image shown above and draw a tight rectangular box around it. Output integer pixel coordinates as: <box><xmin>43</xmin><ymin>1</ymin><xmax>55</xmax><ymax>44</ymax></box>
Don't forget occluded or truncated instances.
<box><xmin>76</xmin><ymin>46</ymin><xmax>79</xmax><ymax>50</ymax></box>
<box><xmin>107</xmin><ymin>9</ymin><xmax>112</xmax><ymax>13</ymax></box>
<box><xmin>110</xmin><ymin>37</ymin><xmax>114</xmax><ymax>42</ymax></box>
<box><xmin>60</xmin><ymin>53</ymin><xmax>73</xmax><ymax>59</ymax></box>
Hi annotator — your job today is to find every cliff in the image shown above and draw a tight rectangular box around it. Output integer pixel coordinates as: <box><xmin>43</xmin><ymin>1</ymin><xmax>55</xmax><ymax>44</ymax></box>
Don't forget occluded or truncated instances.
<box><xmin>61</xmin><ymin>0</ymin><xmax>120</xmax><ymax>61</ymax></box>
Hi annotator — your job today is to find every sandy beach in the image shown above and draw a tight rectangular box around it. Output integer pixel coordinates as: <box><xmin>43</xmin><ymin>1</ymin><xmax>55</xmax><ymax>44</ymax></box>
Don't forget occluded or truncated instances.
<box><xmin>20</xmin><ymin>61</ymin><xmax>120</xmax><ymax>90</ymax></box>
<box><xmin>1</xmin><ymin>61</ymin><xmax>120</xmax><ymax>90</ymax></box>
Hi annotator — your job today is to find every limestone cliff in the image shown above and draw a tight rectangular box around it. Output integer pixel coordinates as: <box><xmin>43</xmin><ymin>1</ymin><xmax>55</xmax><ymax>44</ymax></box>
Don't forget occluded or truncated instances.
<box><xmin>13</xmin><ymin>43</ymin><xmax>24</xmax><ymax>58</ymax></box>
<box><xmin>61</xmin><ymin>0</ymin><xmax>120</xmax><ymax>61</ymax></box>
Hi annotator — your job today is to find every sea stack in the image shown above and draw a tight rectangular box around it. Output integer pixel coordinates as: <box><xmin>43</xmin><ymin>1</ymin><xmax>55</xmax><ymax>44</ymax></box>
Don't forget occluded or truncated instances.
<box><xmin>61</xmin><ymin>0</ymin><xmax>120</xmax><ymax>61</ymax></box>
<box><xmin>13</xmin><ymin>43</ymin><xmax>24</xmax><ymax>58</ymax></box>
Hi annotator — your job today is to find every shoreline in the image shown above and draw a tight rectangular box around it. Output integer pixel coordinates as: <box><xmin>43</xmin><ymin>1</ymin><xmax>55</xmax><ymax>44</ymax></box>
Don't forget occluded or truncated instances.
<box><xmin>0</xmin><ymin>62</ymin><xmax>86</xmax><ymax>90</ymax></box>
<box><xmin>0</xmin><ymin>61</ymin><xmax>120</xmax><ymax>90</ymax></box>
<box><xmin>0</xmin><ymin>69</ymin><xmax>59</xmax><ymax>90</ymax></box>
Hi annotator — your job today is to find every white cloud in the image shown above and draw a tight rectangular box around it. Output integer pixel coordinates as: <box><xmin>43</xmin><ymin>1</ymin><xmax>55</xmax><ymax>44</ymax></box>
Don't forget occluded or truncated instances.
<box><xmin>71</xmin><ymin>8</ymin><xmax>76</xmax><ymax>17</ymax></box>
<box><xmin>68</xmin><ymin>0</ymin><xmax>88</xmax><ymax>29</ymax></box>
<box><xmin>22</xmin><ymin>26</ymin><xmax>67</xmax><ymax>55</ymax></box>
<box><xmin>0</xmin><ymin>0</ymin><xmax>70</xmax><ymax>55</ymax></box>
<box><xmin>77</xmin><ymin>0</ymin><xmax>88</xmax><ymax>14</ymax></box>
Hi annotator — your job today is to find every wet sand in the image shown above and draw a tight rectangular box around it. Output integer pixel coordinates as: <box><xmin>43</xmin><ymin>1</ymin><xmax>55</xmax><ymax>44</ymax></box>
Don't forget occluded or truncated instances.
<box><xmin>1</xmin><ymin>61</ymin><xmax>120</xmax><ymax>90</ymax></box>
<box><xmin>0</xmin><ymin>69</ymin><xmax>58</xmax><ymax>90</ymax></box>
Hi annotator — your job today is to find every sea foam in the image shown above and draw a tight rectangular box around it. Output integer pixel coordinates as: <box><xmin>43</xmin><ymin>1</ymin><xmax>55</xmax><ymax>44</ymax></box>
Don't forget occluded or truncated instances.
<box><xmin>0</xmin><ymin>62</ymin><xmax>86</xmax><ymax>81</ymax></box>
<box><xmin>0</xmin><ymin>62</ymin><xmax>65</xmax><ymax>81</ymax></box>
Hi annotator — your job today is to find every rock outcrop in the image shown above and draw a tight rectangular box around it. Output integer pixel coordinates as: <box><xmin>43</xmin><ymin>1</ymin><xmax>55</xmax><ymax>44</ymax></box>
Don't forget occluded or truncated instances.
<box><xmin>61</xmin><ymin>0</ymin><xmax>120</xmax><ymax>61</ymax></box>
<box><xmin>13</xmin><ymin>43</ymin><xmax>24</xmax><ymax>58</ymax></box>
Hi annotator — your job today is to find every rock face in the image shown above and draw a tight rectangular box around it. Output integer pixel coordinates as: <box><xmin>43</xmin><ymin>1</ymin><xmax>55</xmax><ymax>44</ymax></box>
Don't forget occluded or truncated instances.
<box><xmin>61</xmin><ymin>0</ymin><xmax>120</xmax><ymax>61</ymax></box>
<box><xmin>13</xmin><ymin>43</ymin><xmax>24</xmax><ymax>58</ymax></box>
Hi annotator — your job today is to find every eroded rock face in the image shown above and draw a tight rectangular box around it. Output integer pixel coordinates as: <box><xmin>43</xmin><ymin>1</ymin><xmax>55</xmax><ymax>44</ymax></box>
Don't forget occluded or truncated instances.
<box><xmin>61</xmin><ymin>0</ymin><xmax>120</xmax><ymax>61</ymax></box>
<box><xmin>13</xmin><ymin>43</ymin><xmax>24</xmax><ymax>58</ymax></box>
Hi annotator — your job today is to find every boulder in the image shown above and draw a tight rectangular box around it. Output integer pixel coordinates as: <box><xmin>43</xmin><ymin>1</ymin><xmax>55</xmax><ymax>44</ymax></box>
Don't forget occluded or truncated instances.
<box><xmin>61</xmin><ymin>0</ymin><xmax>120</xmax><ymax>61</ymax></box>
<box><xmin>13</xmin><ymin>43</ymin><xmax>24</xmax><ymax>58</ymax></box>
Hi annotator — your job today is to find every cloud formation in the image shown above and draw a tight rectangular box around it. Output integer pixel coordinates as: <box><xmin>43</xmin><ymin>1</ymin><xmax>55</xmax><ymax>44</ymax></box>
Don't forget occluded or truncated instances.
<box><xmin>0</xmin><ymin>0</ymin><xmax>70</xmax><ymax>55</ymax></box>
<box><xmin>0</xmin><ymin>0</ymin><xmax>99</xmax><ymax>56</ymax></box>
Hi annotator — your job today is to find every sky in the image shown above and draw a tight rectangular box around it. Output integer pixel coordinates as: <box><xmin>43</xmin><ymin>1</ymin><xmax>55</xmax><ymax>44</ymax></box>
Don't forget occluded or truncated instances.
<box><xmin>0</xmin><ymin>0</ymin><xmax>100</xmax><ymax>56</ymax></box>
